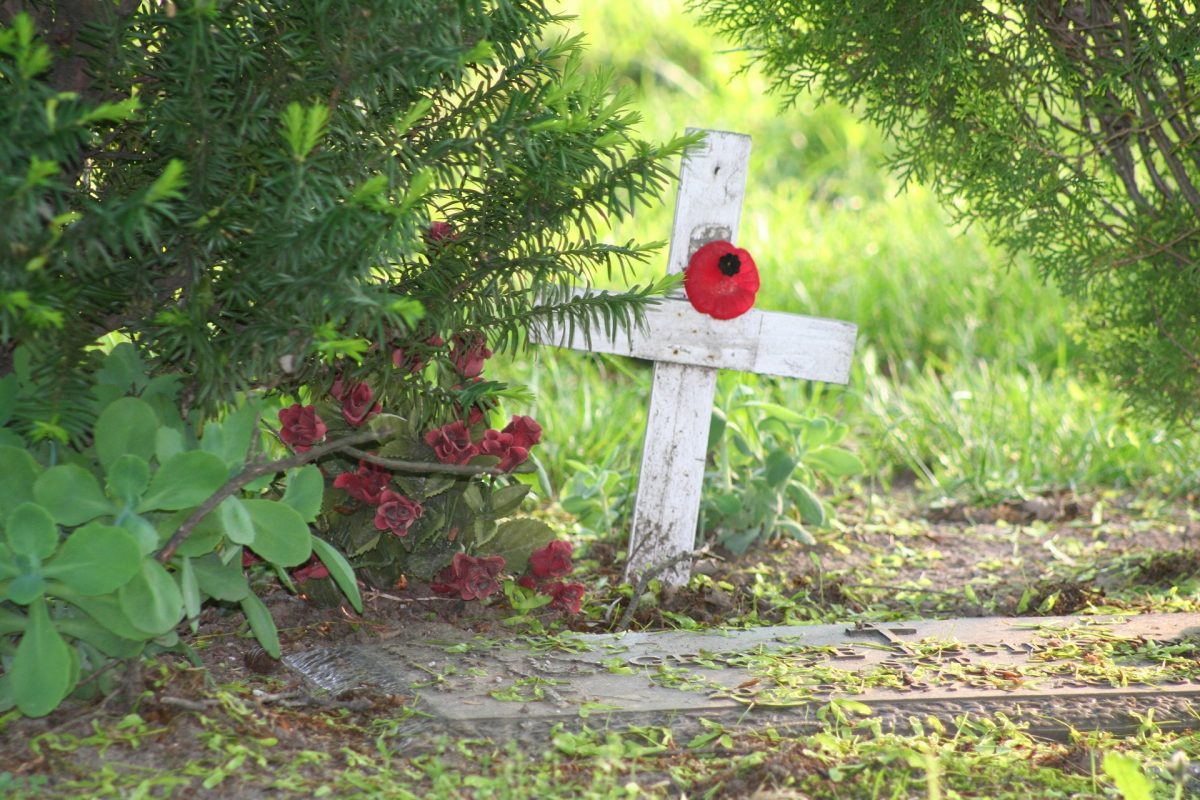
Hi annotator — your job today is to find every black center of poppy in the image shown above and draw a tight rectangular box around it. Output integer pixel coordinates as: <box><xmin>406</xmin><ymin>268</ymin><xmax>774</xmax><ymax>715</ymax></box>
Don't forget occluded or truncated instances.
<box><xmin>717</xmin><ymin>253</ymin><xmax>741</xmax><ymax>276</ymax></box>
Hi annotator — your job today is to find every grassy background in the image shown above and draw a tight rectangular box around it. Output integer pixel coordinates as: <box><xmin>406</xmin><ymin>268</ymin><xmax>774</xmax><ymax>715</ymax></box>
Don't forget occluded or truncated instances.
<box><xmin>501</xmin><ymin>0</ymin><xmax>1200</xmax><ymax>516</ymax></box>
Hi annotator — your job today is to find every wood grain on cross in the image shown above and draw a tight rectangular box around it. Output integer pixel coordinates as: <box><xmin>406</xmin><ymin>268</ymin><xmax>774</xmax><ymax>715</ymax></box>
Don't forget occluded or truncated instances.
<box><xmin>531</xmin><ymin>129</ymin><xmax>857</xmax><ymax>587</ymax></box>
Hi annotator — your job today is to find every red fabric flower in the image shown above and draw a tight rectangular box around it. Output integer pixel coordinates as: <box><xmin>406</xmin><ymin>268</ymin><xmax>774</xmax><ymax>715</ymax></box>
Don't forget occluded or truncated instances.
<box><xmin>477</xmin><ymin>429</ymin><xmax>528</xmax><ymax>472</ymax></box>
<box><xmin>373</xmin><ymin>490</ymin><xmax>423</xmax><ymax>537</ymax></box>
<box><xmin>449</xmin><ymin>331</ymin><xmax>492</xmax><ymax>379</ymax></box>
<box><xmin>430</xmin><ymin>553</ymin><xmax>506</xmax><ymax>601</ymax></box>
<box><xmin>333</xmin><ymin>459</ymin><xmax>392</xmax><ymax>504</ymax></box>
<box><xmin>502</xmin><ymin>415</ymin><xmax>542</xmax><ymax>449</ymax></box>
<box><xmin>517</xmin><ymin>574</ymin><xmax>540</xmax><ymax>591</ymax></box>
<box><xmin>428</xmin><ymin>221</ymin><xmax>454</xmax><ymax>242</ymax></box>
<box><xmin>683</xmin><ymin>240</ymin><xmax>760</xmax><ymax>320</ymax></box>
<box><xmin>291</xmin><ymin>556</ymin><xmax>330</xmax><ymax>582</ymax></box>
<box><xmin>278</xmin><ymin>404</ymin><xmax>327</xmax><ymax>452</ymax></box>
<box><xmin>392</xmin><ymin>334</ymin><xmax>445</xmax><ymax>374</ymax></box>
<box><xmin>529</xmin><ymin>539</ymin><xmax>573</xmax><ymax>579</ymax></box>
<box><xmin>547</xmin><ymin>581</ymin><xmax>586</xmax><ymax>614</ymax></box>
<box><xmin>332</xmin><ymin>381</ymin><xmax>380</xmax><ymax>427</ymax></box>
<box><xmin>425</xmin><ymin>421</ymin><xmax>478</xmax><ymax>464</ymax></box>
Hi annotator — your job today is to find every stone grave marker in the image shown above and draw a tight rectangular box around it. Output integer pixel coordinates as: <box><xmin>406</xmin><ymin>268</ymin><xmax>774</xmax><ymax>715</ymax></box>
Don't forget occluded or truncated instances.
<box><xmin>529</xmin><ymin>128</ymin><xmax>858</xmax><ymax>587</ymax></box>
<box><xmin>284</xmin><ymin>612</ymin><xmax>1200</xmax><ymax>743</ymax></box>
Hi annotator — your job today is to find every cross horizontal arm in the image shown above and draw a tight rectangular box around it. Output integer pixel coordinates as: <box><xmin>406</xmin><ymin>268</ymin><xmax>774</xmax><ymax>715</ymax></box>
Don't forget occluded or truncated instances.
<box><xmin>529</xmin><ymin>289</ymin><xmax>858</xmax><ymax>385</ymax></box>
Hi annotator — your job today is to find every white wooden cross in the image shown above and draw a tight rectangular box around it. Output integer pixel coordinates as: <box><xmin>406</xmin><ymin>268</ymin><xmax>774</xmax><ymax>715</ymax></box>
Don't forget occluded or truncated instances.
<box><xmin>531</xmin><ymin>129</ymin><xmax>857</xmax><ymax>588</ymax></box>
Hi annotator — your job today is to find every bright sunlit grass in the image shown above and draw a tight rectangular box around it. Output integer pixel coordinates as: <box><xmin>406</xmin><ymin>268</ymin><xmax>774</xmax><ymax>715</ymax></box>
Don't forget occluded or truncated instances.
<box><xmin>500</xmin><ymin>0</ymin><xmax>1200</xmax><ymax>508</ymax></box>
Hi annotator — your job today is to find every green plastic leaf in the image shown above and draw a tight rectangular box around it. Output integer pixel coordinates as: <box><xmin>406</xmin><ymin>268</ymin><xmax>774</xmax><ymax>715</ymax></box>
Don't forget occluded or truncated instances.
<box><xmin>310</xmin><ymin>535</ymin><xmax>362</xmax><ymax>613</ymax></box>
<box><xmin>804</xmin><ymin>446</ymin><xmax>864</xmax><ymax>478</ymax></box>
<box><xmin>34</xmin><ymin>465</ymin><xmax>115</xmax><ymax>526</ymax></box>
<box><xmin>486</xmin><ymin>518</ymin><xmax>556</xmax><ymax>575</ymax></box>
<box><xmin>7</xmin><ymin>572</ymin><xmax>47</xmax><ymax>604</ymax></box>
<box><xmin>281</xmin><ymin>465</ymin><xmax>323</xmax><ymax>522</ymax></box>
<box><xmin>118</xmin><ymin>559</ymin><xmax>183</xmax><ymax>635</ymax></box>
<box><xmin>5</xmin><ymin>501</ymin><xmax>57</xmax><ymax>559</ymax></box>
<box><xmin>43</xmin><ymin>523</ymin><xmax>141</xmax><ymax>595</ymax></box>
<box><xmin>0</xmin><ymin>445</ymin><xmax>39</xmax><ymax>518</ymax></box>
<box><xmin>240</xmin><ymin>592</ymin><xmax>280</xmax><ymax>659</ymax></box>
<box><xmin>190</xmin><ymin>552</ymin><xmax>250</xmax><ymax>602</ymax></box>
<box><xmin>489</xmin><ymin>483</ymin><xmax>530</xmax><ymax>517</ymax></box>
<box><xmin>764</xmin><ymin>449</ymin><xmax>798</xmax><ymax>488</ymax></box>
<box><xmin>793</xmin><ymin>482</ymin><xmax>827</xmax><ymax>527</ymax></box>
<box><xmin>139</xmin><ymin>451</ymin><xmax>227</xmax><ymax>511</ymax></box>
<box><xmin>12</xmin><ymin>597</ymin><xmax>73</xmax><ymax>717</ymax></box>
<box><xmin>106</xmin><ymin>454</ymin><xmax>150</xmax><ymax>505</ymax></box>
<box><xmin>218</xmin><ymin>496</ymin><xmax>255</xmax><ymax>545</ymax></box>
<box><xmin>243</xmin><ymin>500</ymin><xmax>311</xmax><ymax>566</ymax></box>
<box><xmin>94</xmin><ymin>397</ymin><xmax>158</xmax><ymax>470</ymax></box>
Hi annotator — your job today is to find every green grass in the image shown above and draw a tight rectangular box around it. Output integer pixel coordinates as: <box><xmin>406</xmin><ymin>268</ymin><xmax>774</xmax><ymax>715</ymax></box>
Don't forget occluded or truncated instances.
<box><xmin>499</xmin><ymin>0</ymin><xmax>1200</xmax><ymax>509</ymax></box>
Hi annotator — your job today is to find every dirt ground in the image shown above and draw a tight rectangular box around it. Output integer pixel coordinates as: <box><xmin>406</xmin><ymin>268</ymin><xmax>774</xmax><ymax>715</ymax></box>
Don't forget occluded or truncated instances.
<box><xmin>3</xmin><ymin>490</ymin><xmax>1198</xmax><ymax>794</ymax></box>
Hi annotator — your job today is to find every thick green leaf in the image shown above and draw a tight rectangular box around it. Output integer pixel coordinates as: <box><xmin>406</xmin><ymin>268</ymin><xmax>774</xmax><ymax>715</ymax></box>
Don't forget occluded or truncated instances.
<box><xmin>0</xmin><ymin>604</ymin><xmax>25</xmax><ymax>635</ymax></box>
<box><xmin>244</xmin><ymin>499</ymin><xmax>311</xmax><ymax>566</ymax></box>
<box><xmin>803</xmin><ymin>446</ymin><xmax>865</xmax><ymax>478</ymax></box>
<box><xmin>489</xmin><ymin>483</ymin><xmax>530</xmax><ymax>517</ymax></box>
<box><xmin>5</xmin><ymin>501</ymin><xmax>58</xmax><ymax>559</ymax></box>
<box><xmin>792</xmin><ymin>482</ymin><xmax>827</xmax><ymax>527</ymax></box>
<box><xmin>281</xmin><ymin>465</ymin><xmax>323</xmax><ymax>522</ymax></box>
<box><xmin>202</xmin><ymin>400</ymin><xmax>261</xmax><ymax>469</ymax></box>
<box><xmin>12</xmin><ymin>597</ymin><xmax>73</xmax><ymax>717</ymax></box>
<box><xmin>56</xmin><ymin>615</ymin><xmax>144</xmax><ymax>659</ymax></box>
<box><xmin>118</xmin><ymin>512</ymin><xmax>160</xmax><ymax>555</ymax></box>
<box><xmin>161</xmin><ymin>509</ymin><xmax>225</xmax><ymax>558</ymax></box>
<box><xmin>139</xmin><ymin>451</ymin><xmax>227</xmax><ymax>511</ymax></box>
<box><xmin>218</xmin><ymin>496</ymin><xmax>255</xmax><ymax>544</ymax></box>
<box><xmin>0</xmin><ymin>446</ymin><xmax>38</xmax><ymax>519</ymax></box>
<box><xmin>106</xmin><ymin>454</ymin><xmax>150</xmax><ymax>505</ymax></box>
<box><xmin>0</xmin><ymin>374</ymin><xmax>16</xmax><ymax>426</ymax></box>
<box><xmin>95</xmin><ymin>343</ymin><xmax>149</xmax><ymax>394</ymax></box>
<box><xmin>764</xmin><ymin>449</ymin><xmax>798</xmax><ymax>488</ymax></box>
<box><xmin>7</xmin><ymin>572</ymin><xmax>47</xmax><ymax>604</ymax></box>
<box><xmin>486</xmin><ymin>518</ymin><xmax>556</xmax><ymax>575</ymax></box>
<box><xmin>155</xmin><ymin>427</ymin><xmax>185</xmax><ymax>464</ymax></box>
<box><xmin>94</xmin><ymin>397</ymin><xmax>158</xmax><ymax>470</ymax></box>
<box><xmin>56</xmin><ymin>588</ymin><xmax>152</xmax><ymax>642</ymax></box>
<box><xmin>707</xmin><ymin>409</ymin><xmax>727</xmax><ymax>451</ymax></box>
<box><xmin>118</xmin><ymin>558</ymin><xmax>183</xmax><ymax>635</ymax></box>
<box><xmin>191</xmin><ymin>552</ymin><xmax>250</xmax><ymax>602</ymax></box>
<box><xmin>1102</xmin><ymin>753</ymin><xmax>1154</xmax><ymax>800</ymax></box>
<box><xmin>34</xmin><ymin>465</ymin><xmax>115</xmax><ymax>526</ymax></box>
<box><xmin>179</xmin><ymin>556</ymin><xmax>201</xmax><ymax>620</ymax></box>
<box><xmin>240</xmin><ymin>592</ymin><xmax>280</xmax><ymax>659</ymax></box>
<box><xmin>43</xmin><ymin>523</ymin><xmax>141</xmax><ymax>595</ymax></box>
<box><xmin>310</xmin><ymin>535</ymin><xmax>362</xmax><ymax>613</ymax></box>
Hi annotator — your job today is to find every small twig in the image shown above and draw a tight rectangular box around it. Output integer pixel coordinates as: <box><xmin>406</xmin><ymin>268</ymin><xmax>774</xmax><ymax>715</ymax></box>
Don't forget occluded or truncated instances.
<box><xmin>159</xmin><ymin>696</ymin><xmax>215</xmax><ymax>713</ymax></box>
<box><xmin>341</xmin><ymin>446</ymin><xmax>504</xmax><ymax>477</ymax></box>
<box><xmin>155</xmin><ymin>428</ymin><xmax>389</xmax><ymax>563</ymax></box>
<box><xmin>616</xmin><ymin>547</ymin><xmax>711</xmax><ymax>632</ymax></box>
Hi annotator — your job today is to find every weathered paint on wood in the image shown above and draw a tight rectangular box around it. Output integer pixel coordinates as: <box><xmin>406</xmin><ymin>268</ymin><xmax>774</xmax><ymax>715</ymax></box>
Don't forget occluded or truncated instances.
<box><xmin>531</xmin><ymin>129</ymin><xmax>858</xmax><ymax>588</ymax></box>
<box><xmin>530</xmin><ymin>289</ymin><xmax>857</xmax><ymax>385</ymax></box>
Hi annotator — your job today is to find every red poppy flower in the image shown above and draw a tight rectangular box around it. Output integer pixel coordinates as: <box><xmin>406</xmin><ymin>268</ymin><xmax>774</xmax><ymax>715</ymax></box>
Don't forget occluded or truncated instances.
<box><xmin>683</xmin><ymin>240</ymin><xmax>760</xmax><ymax>320</ymax></box>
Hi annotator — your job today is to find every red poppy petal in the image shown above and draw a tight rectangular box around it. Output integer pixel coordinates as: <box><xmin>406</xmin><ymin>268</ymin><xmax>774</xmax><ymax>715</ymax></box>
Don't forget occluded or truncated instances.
<box><xmin>684</xmin><ymin>240</ymin><xmax>759</xmax><ymax>320</ymax></box>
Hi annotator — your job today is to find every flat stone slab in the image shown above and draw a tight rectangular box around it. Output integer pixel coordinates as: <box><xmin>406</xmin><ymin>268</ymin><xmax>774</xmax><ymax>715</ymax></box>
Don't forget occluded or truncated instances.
<box><xmin>283</xmin><ymin>613</ymin><xmax>1200</xmax><ymax>741</ymax></box>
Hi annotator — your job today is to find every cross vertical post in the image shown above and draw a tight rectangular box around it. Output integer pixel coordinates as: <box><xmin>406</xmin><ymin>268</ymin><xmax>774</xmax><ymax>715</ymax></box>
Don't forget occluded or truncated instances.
<box><xmin>626</xmin><ymin>130</ymin><xmax>751</xmax><ymax>587</ymax></box>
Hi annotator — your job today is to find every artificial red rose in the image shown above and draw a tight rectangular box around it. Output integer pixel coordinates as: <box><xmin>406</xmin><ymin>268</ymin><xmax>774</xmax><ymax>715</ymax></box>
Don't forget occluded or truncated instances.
<box><xmin>291</xmin><ymin>556</ymin><xmax>330</xmax><ymax>582</ymax></box>
<box><xmin>428</xmin><ymin>221</ymin><xmax>453</xmax><ymax>242</ymax></box>
<box><xmin>683</xmin><ymin>240</ymin><xmax>760</xmax><ymax>320</ymax></box>
<box><xmin>278</xmin><ymin>404</ymin><xmax>327</xmax><ymax>452</ymax></box>
<box><xmin>339</xmin><ymin>381</ymin><xmax>381</xmax><ymax>427</ymax></box>
<box><xmin>477</xmin><ymin>429</ymin><xmax>528</xmax><ymax>472</ymax></box>
<box><xmin>425</xmin><ymin>420</ymin><xmax>478</xmax><ymax>464</ymax></box>
<box><xmin>430</xmin><ymin>553</ymin><xmax>505</xmax><ymax>601</ymax></box>
<box><xmin>333</xmin><ymin>459</ymin><xmax>392</xmax><ymax>504</ymax></box>
<box><xmin>547</xmin><ymin>581</ymin><xmax>586</xmax><ymax>614</ymax></box>
<box><xmin>449</xmin><ymin>331</ymin><xmax>492</xmax><ymax>379</ymax></box>
<box><xmin>517</xmin><ymin>574</ymin><xmax>540</xmax><ymax>591</ymax></box>
<box><xmin>392</xmin><ymin>334</ymin><xmax>445</xmax><ymax>374</ymax></box>
<box><xmin>373</xmin><ymin>490</ymin><xmax>423</xmax><ymax>537</ymax></box>
<box><xmin>529</xmin><ymin>539</ymin><xmax>574</xmax><ymax>579</ymax></box>
<box><xmin>502</xmin><ymin>415</ymin><xmax>542</xmax><ymax>449</ymax></box>
<box><xmin>242</xmin><ymin>550</ymin><xmax>262</xmax><ymax>568</ymax></box>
